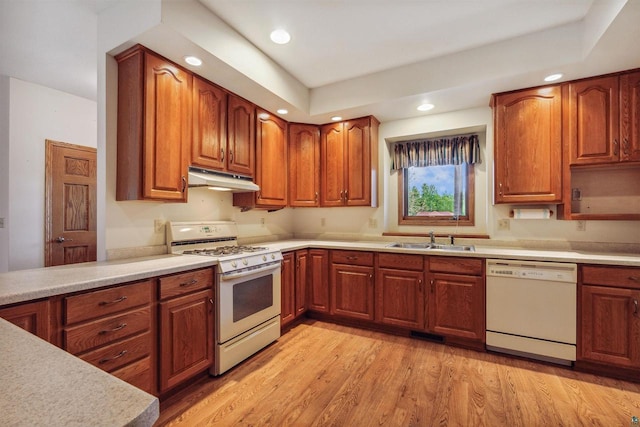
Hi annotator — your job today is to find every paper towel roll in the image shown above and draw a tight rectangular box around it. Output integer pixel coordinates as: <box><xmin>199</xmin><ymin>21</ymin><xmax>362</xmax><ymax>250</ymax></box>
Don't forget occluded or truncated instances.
<box><xmin>510</xmin><ymin>208</ymin><xmax>553</xmax><ymax>219</ymax></box>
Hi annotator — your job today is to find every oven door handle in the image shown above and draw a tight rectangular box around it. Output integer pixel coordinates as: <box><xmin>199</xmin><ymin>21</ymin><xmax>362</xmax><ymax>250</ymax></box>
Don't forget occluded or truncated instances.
<box><xmin>220</xmin><ymin>263</ymin><xmax>280</xmax><ymax>281</ymax></box>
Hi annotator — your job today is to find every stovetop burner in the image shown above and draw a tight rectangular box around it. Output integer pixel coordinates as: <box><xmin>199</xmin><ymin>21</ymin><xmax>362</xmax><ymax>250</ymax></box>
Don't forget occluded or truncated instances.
<box><xmin>182</xmin><ymin>245</ymin><xmax>269</xmax><ymax>257</ymax></box>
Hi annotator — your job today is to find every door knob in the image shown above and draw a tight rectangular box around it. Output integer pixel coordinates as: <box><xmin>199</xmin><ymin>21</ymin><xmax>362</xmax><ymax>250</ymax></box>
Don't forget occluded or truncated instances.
<box><xmin>55</xmin><ymin>236</ymin><xmax>72</xmax><ymax>243</ymax></box>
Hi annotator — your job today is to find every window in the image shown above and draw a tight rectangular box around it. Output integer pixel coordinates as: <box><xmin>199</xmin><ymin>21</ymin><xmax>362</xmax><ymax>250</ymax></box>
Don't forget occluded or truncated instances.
<box><xmin>391</xmin><ymin>133</ymin><xmax>480</xmax><ymax>227</ymax></box>
<box><xmin>399</xmin><ymin>164</ymin><xmax>475</xmax><ymax>226</ymax></box>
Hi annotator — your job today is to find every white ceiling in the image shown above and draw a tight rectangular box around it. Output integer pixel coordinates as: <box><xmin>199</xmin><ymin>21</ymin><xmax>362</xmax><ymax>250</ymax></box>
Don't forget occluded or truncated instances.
<box><xmin>2</xmin><ymin>0</ymin><xmax>640</xmax><ymax>124</ymax></box>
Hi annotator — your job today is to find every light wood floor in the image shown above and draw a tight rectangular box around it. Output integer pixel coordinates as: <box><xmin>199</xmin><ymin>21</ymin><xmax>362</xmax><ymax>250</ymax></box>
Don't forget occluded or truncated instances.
<box><xmin>156</xmin><ymin>319</ymin><xmax>640</xmax><ymax>426</ymax></box>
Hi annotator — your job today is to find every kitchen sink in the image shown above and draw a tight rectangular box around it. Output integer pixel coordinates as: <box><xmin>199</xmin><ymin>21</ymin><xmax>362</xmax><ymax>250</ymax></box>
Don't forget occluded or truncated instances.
<box><xmin>386</xmin><ymin>242</ymin><xmax>475</xmax><ymax>252</ymax></box>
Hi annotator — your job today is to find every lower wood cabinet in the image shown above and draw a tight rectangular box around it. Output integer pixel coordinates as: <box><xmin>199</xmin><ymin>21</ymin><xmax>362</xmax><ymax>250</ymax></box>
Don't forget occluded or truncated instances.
<box><xmin>375</xmin><ymin>253</ymin><xmax>425</xmax><ymax>330</ymax></box>
<box><xmin>158</xmin><ymin>268</ymin><xmax>214</xmax><ymax>393</ymax></box>
<box><xmin>427</xmin><ymin>257</ymin><xmax>485</xmax><ymax>343</ymax></box>
<box><xmin>578</xmin><ymin>265</ymin><xmax>640</xmax><ymax>373</ymax></box>
<box><xmin>330</xmin><ymin>250</ymin><xmax>375</xmax><ymax>321</ymax></box>
<box><xmin>282</xmin><ymin>250</ymin><xmax>309</xmax><ymax>328</ymax></box>
<box><xmin>0</xmin><ymin>299</ymin><xmax>50</xmax><ymax>341</ymax></box>
<box><xmin>61</xmin><ymin>279</ymin><xmax>155</xmax><ymax>393</ymax></box>
<box><xmin>307</xmin><ymin>249</ymin><xmax>330</xmax><ymax>313</ymax></box>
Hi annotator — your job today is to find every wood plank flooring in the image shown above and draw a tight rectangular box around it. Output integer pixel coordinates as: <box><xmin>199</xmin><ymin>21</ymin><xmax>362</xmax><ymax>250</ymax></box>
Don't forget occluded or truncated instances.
<box><xmin>156</xmin><ymin>319</ymin><xmax>640</xmax><ymax>426</ymax></box>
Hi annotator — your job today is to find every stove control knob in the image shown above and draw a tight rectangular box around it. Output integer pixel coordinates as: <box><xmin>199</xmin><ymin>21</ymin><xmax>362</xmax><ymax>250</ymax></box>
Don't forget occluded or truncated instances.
<box><xmin>271</xmin><ymin>254</ymin><xmax>275</xmax><ymax>260</ymax></box>
<box><xmin>242</xmin><ymin>259</ymin><xmax>248</xmax><ymax>266</ymax></box>
<box><xmin>262</xmin><ymin>255</ymin><xmax>267</xmax><ymax>261</ymax></box>
<box><xmin>231</xmin><ymin>261</ymin><xmax>237</xmax><ymax>268</ymax></box>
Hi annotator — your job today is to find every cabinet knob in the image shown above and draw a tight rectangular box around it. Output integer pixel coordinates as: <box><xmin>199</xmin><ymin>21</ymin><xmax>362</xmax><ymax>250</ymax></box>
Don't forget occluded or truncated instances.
<box><xmin>181</xmin><ymin>176</ymin><xmax>187</xmax><ymax>193</ymax></box>
<box><xmin>623</xmin><ymin>138</ymin><xmax>630</xmax><ymax>155</ymax></box>
<box><xmin>613</xmin><ymin>139</ymin><xmax>619</xmax><ymax>156</ymax></box>
<box><xmin>634</xmin><ymin>299</ymin><xmax>638</xmax><ymax>316</ymax></box>
<box><xmin>221</xmin><ymin>147</ymin><xmax>225</xmax><ymax>162</ymax></box>
<box><xmin>229</xmin><ymin>150</ymin><xmax>234</xmax><ymax>162</ymax></box>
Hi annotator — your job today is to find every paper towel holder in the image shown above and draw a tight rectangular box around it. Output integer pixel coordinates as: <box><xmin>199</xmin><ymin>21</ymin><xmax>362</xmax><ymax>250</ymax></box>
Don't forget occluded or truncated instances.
<box><xmin>509</xmin><ymin>209</ymin><xmax>554</xmax><ymax>218</ymax></box>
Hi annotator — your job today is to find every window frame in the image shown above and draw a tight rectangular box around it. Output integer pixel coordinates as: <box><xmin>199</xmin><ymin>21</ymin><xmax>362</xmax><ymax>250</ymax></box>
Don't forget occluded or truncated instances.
<box><xmin>397</xmin><ymin>164</ymin><xmax>475</xmax><ymax>226</ymax></box>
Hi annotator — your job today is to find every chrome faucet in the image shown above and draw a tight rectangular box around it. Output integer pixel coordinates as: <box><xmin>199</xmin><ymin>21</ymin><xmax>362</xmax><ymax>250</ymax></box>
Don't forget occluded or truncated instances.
<box><xmin>429</xmin><ymin>230</ymin><xmax>435</xmax><ymax>244</ymax></box>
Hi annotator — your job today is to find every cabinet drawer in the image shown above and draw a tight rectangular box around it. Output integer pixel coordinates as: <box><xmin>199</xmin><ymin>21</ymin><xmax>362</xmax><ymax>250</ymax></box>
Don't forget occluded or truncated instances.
<box><xmin>377</xmin><ymin>253</ymin><xmax>424</xmax><ymax>271</ymax></box>
<box><xmin>64</xmin><ymin>306</ymin><xmax>151</xmax><ymax>355</ymax></box>
<box><xmin>111</xmin><ymin>355</ymin><xmax>153</xmax><ymax>394</ymax></box>
<box><xmin>429</xmin><ymin>256</ymin><xmax>483</xmax><ymax>276</ymax></box>
<box><xmin>159</xmin><ymin>268</ymin><xmax>214</xmax><ymax>300</ymax></box>
<box><xmin>65</xmin><ymin>280</ymin><xmax>153</xmax><ymax>325</ymax></box>
<box><xmin>79</xmin><ymin>331</ymin><xmax>151</xmax><ymax>373</ymax></box>
<box><xmin>331</xmin><ymin>250</ymin><xmax>374</xmax><ymax>266</ymax></box>
<box><xmin>581</xmin><ymin>265</ymin><xmax>640</xmax><ymax>289</ymax></box>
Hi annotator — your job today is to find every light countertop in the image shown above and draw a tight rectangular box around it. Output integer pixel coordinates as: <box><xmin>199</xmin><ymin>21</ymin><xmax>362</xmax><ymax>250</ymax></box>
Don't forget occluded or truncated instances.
<box><xmin>0</xmin><ymin>317</ymin><xmax>158</xmax><ymax>427</ymax></box>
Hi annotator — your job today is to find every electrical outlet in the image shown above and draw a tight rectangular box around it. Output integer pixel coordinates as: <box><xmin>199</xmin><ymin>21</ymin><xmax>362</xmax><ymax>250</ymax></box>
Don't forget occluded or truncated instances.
<box><xmin>0</xmin><ymin>217</ymin><xmax>4</xmax><ymax>228</ymax></box>
<box><xmin>368</xmin><ymin>218</ymin><xmax>377</xmax><ymax>228</ymax></box>
<box><xmin>497</xmin><ymin>219</ymin><xmax>510</xmax><ymax>231</ymax></box>
<box><xmin>154</xmin><ymin>219</ymin><xmax>164</xmax><ymax>233</ymax></box>
<box><xmin>321</xmin><ymin>218</ymin><xmax>326</xmax><ymax>227</ymax></box>
<box><xmin>260</xmin><ymin>217</ymin><xmax>265</xmax><ymax>227</ymax></box>
<box><xmin>576</xmin><ymin>220</ymin><xmax>586</xmax><ymax>231</ymax></box>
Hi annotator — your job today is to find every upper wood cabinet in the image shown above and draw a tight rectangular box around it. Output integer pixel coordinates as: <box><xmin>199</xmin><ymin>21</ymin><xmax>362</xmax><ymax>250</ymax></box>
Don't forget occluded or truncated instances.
<box><xmin>116</xmin><ymin>45</ymin><xmax>191</xmax><ymax>202</ymax></box>
<box><xmin>320</xmin><ymin>116</ymin><xmax>379</xmax><ymax>207</ymax></box>
<box><xmin>289</xmin><ymin>123</ymin><xmax>320</xmax><ymax>207</ymax></box>
<box><xmin>566</xmin><ymin>71</ymin><xmax>640</xmax><ymax>165</ymax></box>
<box><xmin>227</xmin><ymin>94</ymin><xmax>256</xmax><ymax>176</ymax></box>
<box><xmin>233</xmin><ymin>109</ymin><xmax>287</xmax><ymax>209</ymax></box>
<box><xmin>191</xmin><ymin>76</ymin><xmax>227</xmax><ymax>171</ymax></box>
<box><xmin>492</xmin><ymin>85</ymin><xmax>563</xmax><ymax>204</ymax></box>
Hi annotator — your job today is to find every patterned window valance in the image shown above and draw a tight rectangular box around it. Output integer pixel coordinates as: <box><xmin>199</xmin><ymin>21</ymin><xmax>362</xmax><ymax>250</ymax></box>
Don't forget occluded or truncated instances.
<box><xmin>391</xmin><ymin>134</ymin><xmax>481</xmax><ymax>170</ymax></box>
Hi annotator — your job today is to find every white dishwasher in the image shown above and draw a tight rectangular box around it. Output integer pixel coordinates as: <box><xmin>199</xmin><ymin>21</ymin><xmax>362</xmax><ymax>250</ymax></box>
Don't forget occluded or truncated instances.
<box><xmin>486</xmin><ymin>259</ymin><xmax>577</xmax><ymax>365</ymax></box>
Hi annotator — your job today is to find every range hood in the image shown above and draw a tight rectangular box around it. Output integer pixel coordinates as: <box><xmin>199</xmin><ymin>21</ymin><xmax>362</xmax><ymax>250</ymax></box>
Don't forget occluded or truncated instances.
<box><xmin>188</xmin><ymin>166</ymin><xmax>259</xmax><ymax>192</ymax></box>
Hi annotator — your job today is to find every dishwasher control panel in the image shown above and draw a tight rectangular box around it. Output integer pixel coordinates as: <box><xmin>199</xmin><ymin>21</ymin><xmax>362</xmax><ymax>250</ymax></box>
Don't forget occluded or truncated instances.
<box><xmin>486</xmin><ymin>260</ymin><xmax>577</xmax><ymax>283</ymax></box>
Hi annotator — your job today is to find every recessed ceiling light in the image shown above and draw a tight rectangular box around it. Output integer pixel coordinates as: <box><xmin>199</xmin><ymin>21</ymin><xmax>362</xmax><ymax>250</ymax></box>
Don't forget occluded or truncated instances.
<box><xmin>277</xmin><ymin>108</ymin><xmax>288</xmax><ymax>115</ymax></box>
<box><xmin>417</xmin><ymin>103</ymin><xmax>434</xmax><ymax>112</ymax></box>
<box><xmin>270</xmin><ymin>29</ymin><xmax>291</xmax><ymax>44</ymax></box>
<box><xmin>184</xmin><ymin>56</ymin><xmax>202</xmax><ymax>66</ymax></box>
<box><xmin>544</xmin><ymin>73</ymin><xmax>563</xmax><ymax>82</ymax></box>
<box><xmin>331</xmin><ymin>116</ymin><xmax>342</xmax><ymax>121</ymax></box>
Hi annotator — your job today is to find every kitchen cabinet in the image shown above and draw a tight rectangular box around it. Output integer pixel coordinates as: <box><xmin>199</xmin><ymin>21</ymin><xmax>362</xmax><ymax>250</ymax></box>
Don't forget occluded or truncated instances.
<box><xmin>289</xmin><ymin>123</ymin><xmax>321</xmax><ymax>207</ymax></box>
<box><xmin>330</xmin><ymin>250</ymin><xmax>375</xmax><ymax>321</ymax></box>
<box><xmin>427</xmin><ymin>256</ymin><xmax>485</xmax><ymax>344</ymax></box>
<box><xmin>191</xmin><ymin>76</ymin><xmax>227</xmax><ymax>171</ymax></box>
<box><xmin>320</xmin><ymin>116</ymin><xmax>379</xmax><ymax>207</ymax></box>
<box><xmin>375</xmin><ymin>253</ymin><xmax>425</xmax><ymax>330</ymax></box>
<box><xmin>226</xmin><ymin>94</ymin><xmax>256</xmax><ymax>176</ymax></box>
<box><xmin>281</xmin><ymin>250</ymin><xmax>309</xmax><ymax>328</ymax></box>
<box><xmin>0</xmin><ymin>299</ymin><xmax>50</xmax><ymax>341</ymax></box>
<box><xmin>158</xmin><ymin>268</ymin><xmax>214</xmax><ymax>393</ymax></box>
<box><xmin>233</xmin><ymin>109</ymin><xmax>288</xmax><ymax>209</ymax></box>
<box><xmin>62</xmin><ymin>279</ymin><xmax>155</xmax><ymax>393</ymax></box>
<box><xmin>116</xmin><ymin>45</ymin><xmax>192</xmax><ymax>202</ymax></box>
<box><xmin>307</xmin><ymin>249</ymin><xmax>330</xmax><ymax>313</ymax></box>
<box><xmin>492</xmin><ymin>85</ymin><xmax>562</xmax><ymax>203</ymax></box>
<box><xmin>578</xmin><ymin>265</ymin><xmax>640</xmax><ymax>374</ymax></box>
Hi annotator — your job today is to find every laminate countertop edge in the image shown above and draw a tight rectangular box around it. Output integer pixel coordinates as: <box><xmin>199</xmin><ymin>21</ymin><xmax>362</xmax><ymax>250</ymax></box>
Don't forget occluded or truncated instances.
<box><xmin>0</xmin><ymin>317</ymin><xmax>159</xmax><ymax>427</ymax></box>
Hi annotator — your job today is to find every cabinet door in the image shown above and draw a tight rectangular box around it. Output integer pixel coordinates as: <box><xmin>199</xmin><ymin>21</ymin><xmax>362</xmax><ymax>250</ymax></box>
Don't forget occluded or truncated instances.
<box><xmin>192</xmin><ymin>76</ymin><xmax>227</xmax><ymax>170</ymax></box>
<box><xmin>493</xmin><ymin>86</ymin><xmax>562</xmax><ymax>203</ymax></box>
<box><xmin>295</xmin><ymin>250</ymin><xmax>309</xmax><ymax>317</ymax></box>
<box><xmin>0</xmin><ymin>300</ymin><xmax>49</xmax><ymax>341</ymax></box>
<box><xmin>428</xmin><ymin>273</ymin><xmax>484</xmax><ymax>341</ymax></box>
<box><xmin>281</xmin><ymin>252</ymin><xmax>295</xmax><ymax>327</ymax></box>
<box><xmin>255</xmin><ymin>110</ymin><xmax>288</xmax><ymax>206</ymax></box>
<box><xmin>159</xmin><ymin>289</ymin><xmax>214</xmax><ymax>392</ymax></box>
<box><xmin>320</xmin><ymin>122</ymin><xmax>345</xmax><ymax>206</ymax></box>
<box><xmin>289</xmin><ymin>124</ymin><xmax>320</xmax><ymax>207</ymax></box>
<box><xmin>580</xmin><ymin>285</ymin><xmax>640</xmax><ymax>368</ymax></box>
<box><xmin>330</xmin><ymin>263</ymin><xmax>375</xmax><ymax>321</ymax></box>
<box><xmin>344</xmin><ymin>117</ymin><xmax>371</xmax><ymax>206</ymax></box>
<box><xmin>568</xmin><ymin>76</ymin><xmax>620</xmax><ymax>165</ymax></box>
<box><xmin>376</xmin><ymin>268</ymin><xmax>425</xmax><ymax>330</ymax></box>
<box><xmin>227</xmin><ymin>94</ymin><xmax>255</xmax><ymax>176</ymax></box>
<box><xmin>308</xmin><ymin>249</ymin><xmax>330</xmax><ymax>313</ymax></box>
<box><xmin>620</xmin><ymin>71</ymin><xmax>640</xmax><ymax>162</ymax></box>
<box><xmin>143</xmin><ymin>52</ymin><xmax>191</xmax><ymax>201</ymax></box>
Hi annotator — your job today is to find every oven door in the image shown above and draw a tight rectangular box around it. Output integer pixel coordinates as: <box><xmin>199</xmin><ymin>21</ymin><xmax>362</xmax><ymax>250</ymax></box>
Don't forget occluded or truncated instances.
<box><xmin>217</xmin><ymin>263</ymin><xmax>281</xmax><ymax>343</ymax></box>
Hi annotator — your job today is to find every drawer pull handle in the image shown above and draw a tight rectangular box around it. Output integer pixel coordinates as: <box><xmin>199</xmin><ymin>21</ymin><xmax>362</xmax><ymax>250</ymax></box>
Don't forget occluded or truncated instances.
<box><xmin>99</xmin><ymin>350</ymin><xmax>127</xmax><ymax>364</ymax></box>
<box><xmin>629</xmin><ymin>276</ymin><xmax>640</xmax><ymax>282</ymax></box>
<box><xmin>99</xmin><ymin>323</ymin><xmax>127</xmax><ymax>335</ymax></box>
<box><xmin>346</xmin><ymin>256</ymin><xmax>358</xmax><ymax>261</ymax></box>
<box><xmin>99</xmin><ymin>296</ymin><xmax>127</xmax><ymax>306</ymax></box>
<box><xmin>180</xmin><ymin>279</ymin><xmax>198</xmax><ymax>287</ymax></box>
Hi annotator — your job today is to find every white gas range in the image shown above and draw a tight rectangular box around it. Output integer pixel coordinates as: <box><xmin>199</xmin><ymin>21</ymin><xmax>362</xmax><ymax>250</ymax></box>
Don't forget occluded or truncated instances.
<box><xmin>167</xmin><ymin>221</ymin><xmax>283</xmax><ymax>375</ymax></box>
